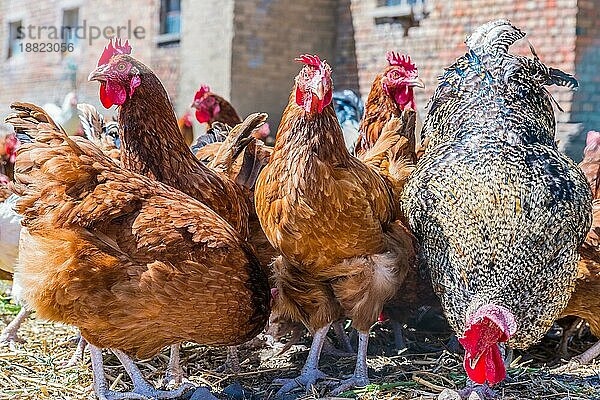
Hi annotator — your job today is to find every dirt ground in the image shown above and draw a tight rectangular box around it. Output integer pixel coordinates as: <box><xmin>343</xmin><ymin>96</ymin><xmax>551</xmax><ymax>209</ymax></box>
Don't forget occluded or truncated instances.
<box><xmin>0</xmin><ymin>284</ymin><xmax>598</xmax><ymax>400</ymax></box>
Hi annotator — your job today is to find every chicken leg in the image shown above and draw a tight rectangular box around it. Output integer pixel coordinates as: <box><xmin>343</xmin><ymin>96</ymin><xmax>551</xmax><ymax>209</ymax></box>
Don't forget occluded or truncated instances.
<box><xmin>163</xmin><ymin>344</ymin><xmax>185</xmax><ymax>387</ymax></box>
<box><xmin>112</xmin><ymin>349</ymin><xmax>194</xmax><ymax>399</ymax></box>
<box><xmin>558</xmin><ymin>318</ymin><xmax>583</xmax><ymax>357</ymax></box>
<box><xmin>273</xmin><ymin>323</ymin><xmax>330</xmax><ymax>397</ymax></box>
<box><xmin>332</xmin><ymin>320</ymin><xmax>354</xmax><ymax>354</ymax></box>
<box><xmin>64</xmin><ymin>334</ymin><xmax>88</xmax><ymax>367</ymax></box>
<box><xmin>330</xmin><ymin>331</ymin><xmax>370</xmax><ymax>395</ymax></box>
<box><xmin>215</xmin><ymin>346</ymin><xmax>241</xmax><ymax>374</ymax></box>
<box><xmin>89</xmin><ymin>344</ymin><xmax>193</xmax><ymax>400</ymax></box>
<box><xmin>0</xmin><ymin>307</ymin><xmax>31</xmax><ymax>345</ymax></box>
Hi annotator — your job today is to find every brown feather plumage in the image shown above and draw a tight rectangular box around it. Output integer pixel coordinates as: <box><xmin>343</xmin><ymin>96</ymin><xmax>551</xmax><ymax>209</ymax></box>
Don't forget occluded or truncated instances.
<box><xmin>255</xmin><ymin>87</ymin><xmax>415</xmax><ymax>333</ymax></box>
<box><xmin>355</xmin><ymin>69</ymin><xmax>404</xmax><ymax>158</ymax></box>
<box><xmin>6</xmin><ymin>104</ymin><xmax>271</xmax><ymax>359</ymax></box>
<box><xmin>113</xmin><ymin>55</ymin><xmax>250</xmax><ymax>238</ymax></box>
<box><xmin>560</xmin><ymin>134</ymin><xmax>600</xmax><ymax>341</ymax></box>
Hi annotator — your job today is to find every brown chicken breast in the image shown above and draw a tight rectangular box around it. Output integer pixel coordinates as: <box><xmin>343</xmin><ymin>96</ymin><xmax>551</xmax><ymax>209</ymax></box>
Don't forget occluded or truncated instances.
<box><xmin>255</xmin><ymin>55</ymin><xmax>415</xmax><ymax>396</ymax></box>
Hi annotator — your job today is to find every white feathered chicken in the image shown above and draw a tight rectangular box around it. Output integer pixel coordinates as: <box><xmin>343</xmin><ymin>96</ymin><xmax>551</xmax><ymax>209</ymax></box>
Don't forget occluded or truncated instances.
<box><xmin>42</xmin><ymin>92</ymin><xmax>81</xmax><ymax>136</ymax></box>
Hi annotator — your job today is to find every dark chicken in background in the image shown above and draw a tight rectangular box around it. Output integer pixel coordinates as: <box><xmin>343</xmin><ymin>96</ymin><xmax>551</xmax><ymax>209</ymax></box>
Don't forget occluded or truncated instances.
<box><xmin>255</xmin><ymin>54</ymin><xmax>417</xmax><ymax>396</ymax></box>
<box><xmin>332</xmin><ymin>89</ymin><xmax>364</xmax><ymax>154</ymax></box>
<box><xmin>402</xmin><ymin>19</ymin><xmax>591</xmax><ymax>394</ymax></box>
<box><xmin>6</xmin><ymin>103</ymin><xmax>270</xmax><ymax>400</ymax></box>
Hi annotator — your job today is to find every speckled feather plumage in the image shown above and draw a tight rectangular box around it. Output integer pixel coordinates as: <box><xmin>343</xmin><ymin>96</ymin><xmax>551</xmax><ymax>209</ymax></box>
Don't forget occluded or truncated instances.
<box><xmin>402</xmin><ymin>20</ymin><xmax>592</xmax><ymax>349</ymax></box>
<box><xmin>6</xmin><ymin>106</ymin><xmax>270</xmax><ymax>358</ymax></box>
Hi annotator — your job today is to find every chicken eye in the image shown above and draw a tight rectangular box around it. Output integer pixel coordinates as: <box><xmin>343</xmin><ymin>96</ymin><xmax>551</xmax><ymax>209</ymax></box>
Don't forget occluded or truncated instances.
<box><xmin>117</xmin><ymin>63</ymin><xmax>127</xmax><ymax>71</ymax></box>
<box><xmin>390</xmin><ymin>70</ymin><xmax>400</xmax><ymax>80</ymax></box>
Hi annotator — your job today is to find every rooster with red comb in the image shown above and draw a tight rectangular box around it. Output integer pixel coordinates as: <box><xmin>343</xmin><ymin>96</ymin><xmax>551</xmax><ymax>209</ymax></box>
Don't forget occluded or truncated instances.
<box><xmin>354</xmin><ymin>50</ymin><xmax>424</xmax><ymax>158</ymax></box>
<box><xmin>255</xmin><ymin>54</ymin><xmax>416</xmax><ymax>396</ymax></box>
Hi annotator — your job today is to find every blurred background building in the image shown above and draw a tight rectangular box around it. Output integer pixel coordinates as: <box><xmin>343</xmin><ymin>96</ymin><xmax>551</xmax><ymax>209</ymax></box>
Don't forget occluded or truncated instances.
<box><xmin>0</xmin><ymin>0</ymin><xmax>598</xmax><ymax>159</ymax></box>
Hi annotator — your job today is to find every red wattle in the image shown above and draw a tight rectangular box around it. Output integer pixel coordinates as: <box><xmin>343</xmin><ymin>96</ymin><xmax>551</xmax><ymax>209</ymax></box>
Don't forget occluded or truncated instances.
<box><xmin>99</xmin><ymin>83</ymin><xmax>113</xmax><ymax>109</ymax></box>
<box><xmin>195</xmin><ymin>109</ymin><xmax>210</xmax><ymax>123</ymax></box>
<box><xmin>463</xmin><ymin>345</ymin><xmax>506</xmax><ymax>385</ymax></box>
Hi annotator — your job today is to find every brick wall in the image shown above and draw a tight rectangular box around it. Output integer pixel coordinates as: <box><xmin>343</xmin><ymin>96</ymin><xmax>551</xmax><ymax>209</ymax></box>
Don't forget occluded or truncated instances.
<box><xmin>230</xmin><ymin>0</ymin><xmax>338</xmax><ymax>132</ymax></box>
<box><xmin>568</xmin><ymin>0</ymin><xmax>600</xmax><ymax>159</ymax></box>
<box><xmin>333</xmin><ymin>0</ymin><xmax>360</xmax><ymax>92</ymax></box>
<box><xmin>343</xmin><ymin>0</ymin><xmax>584</xmax><ymax>159</ymax></box>
<box><xmin>0</xmin><ymin>0</ymin><xmax>179</xmax><ymax>130</ymax></box>
<box><xmin>177</xmin><ymin>0</ymin><xmax>234</xmax><ymax>119</ymax></box>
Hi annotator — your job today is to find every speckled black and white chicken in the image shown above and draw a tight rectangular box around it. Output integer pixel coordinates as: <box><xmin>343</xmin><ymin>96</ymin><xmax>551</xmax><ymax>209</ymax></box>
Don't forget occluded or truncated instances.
<box><xmin>402</xmin><ymin>20</ymin><xmax>592</xmax><ymax>389</ymax></box>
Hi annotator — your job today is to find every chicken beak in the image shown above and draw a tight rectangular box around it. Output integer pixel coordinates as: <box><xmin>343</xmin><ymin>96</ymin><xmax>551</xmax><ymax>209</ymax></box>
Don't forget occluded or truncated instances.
<box><xmin>88</xmin><ymin>65</ymin><xmax>109</xmax><ymax>82</ymax></box>
<box><xmin>190</xmin><ymin>100</ymin><xmax>200</xmax><ymax>109</ymax></box>
<box><xmin>312</xmin><ymin>80</ymin><xmax>325</xmax><ymax>101</ymax></box>
<box><xmin>406</xmin><ymin>77</ymin><xmax>425</xmax><ymax>89</ymax></box>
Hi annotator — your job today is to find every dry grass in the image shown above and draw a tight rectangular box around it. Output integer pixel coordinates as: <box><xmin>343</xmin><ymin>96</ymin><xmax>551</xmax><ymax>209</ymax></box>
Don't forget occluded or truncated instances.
<box><xmin>0</xmin><ymin>283</ymin><xmax>598</xmax><ymax>400</ymax></box>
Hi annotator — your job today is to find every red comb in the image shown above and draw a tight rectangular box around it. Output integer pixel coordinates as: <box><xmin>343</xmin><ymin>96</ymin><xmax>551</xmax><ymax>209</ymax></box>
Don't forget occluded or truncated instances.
<box><xmin>386</xmin><ymin>51</ymin><xmax>416</xmax><ymax>71</ymax></box>
<box><xmin>194</xmin><ymin>84</ymin><xmax>211</xmax><ymax>100</ymax></box>
<box><xmin>295</xmin><ymin>54</ymin><xmax>323</xmax><ymax>68</ymax></box>
<box><xmin>97</xmin><ymin>38</ymin><xmax>132</xmax><ymax>67</ymax></box>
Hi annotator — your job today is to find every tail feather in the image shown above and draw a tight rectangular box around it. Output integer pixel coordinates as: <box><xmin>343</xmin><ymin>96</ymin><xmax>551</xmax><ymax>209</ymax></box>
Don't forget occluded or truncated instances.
<box><xmin>361</xmin><ymin>109</ymin><xmax>417</xmax><ymax>217</ymax></box>
<box><xmin>77</xmin><ymin>103</ymin><xmax>105</xmax><ymax>143</ymax></box>
<box><xmin>465</xmin><ymin>19</ymin><xmax>525</xmax><ymax>60</ymax></box>
<box><xmin>6</xmin><ymin>102</ymin><xmax>67</xmax><ymax>144</ymax></box>
<box><xmin>208</xmin><ymin>113</ymin><xmax>268</xmax><ymax>175</ymax></box>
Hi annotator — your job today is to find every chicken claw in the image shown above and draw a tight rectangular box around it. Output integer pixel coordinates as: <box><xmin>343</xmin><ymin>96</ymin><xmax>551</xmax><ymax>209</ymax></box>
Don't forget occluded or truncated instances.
<box><xmin>273</xmin><ymin>368</ymin><xmax>327</xmax><ymax>397</ymax></box>
<box><xmin>458</xmin><ymin>382</ymin><xmax>498</xmax><ymax>399</ymax></box>
<box><xmin>330</xmin><ymin>331</ymin><xmax>370</xmax><ymax>396</ymax></box>
<box><xmin>273</xmin><ymin>323</ymin><xmax>331</xmax><ymax>397</ymax></box>
<box><xmin>215</xmin><ymin>346</ymin><xmax>241</xmax><ymax>374</ymax></box>
<box><xmin>0</xmin><ymin>307</ymin><xmax>31</xmax><ymax>345</ymax></box>
<box><xmin>332</xmin><ymin>320</ymin><xmax>354</xmax><ymax>353</ymax></box>
<box><xmin>90</xmin><ymin>344</ymin><xmax>194</xmax><ymax>400</ymax></box>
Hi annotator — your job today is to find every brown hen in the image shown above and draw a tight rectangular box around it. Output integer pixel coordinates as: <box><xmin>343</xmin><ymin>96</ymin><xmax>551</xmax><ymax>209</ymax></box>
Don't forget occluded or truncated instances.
<box><xmin>355</xmin><ymin>51</ymin><xmax>424</xmax><ymax>158</ymax></box>
<box><xmin>87</xmin><ymin>40</ymin><xmax>250</xmax><ymax>238</ymax></box>
<box><xmin>558</xmin><ymin>130</ymin><xmax>600</xmax><ymax>365</ymax></box>
<box><xmin>255</xmin><ymin>55</ymin><xmax>416</xmax><ymax>396</ymax></box>
<box><xmin>6</xmin><ymin>102</ymin><xmax>270</xmax><ymax>399</ymax></box>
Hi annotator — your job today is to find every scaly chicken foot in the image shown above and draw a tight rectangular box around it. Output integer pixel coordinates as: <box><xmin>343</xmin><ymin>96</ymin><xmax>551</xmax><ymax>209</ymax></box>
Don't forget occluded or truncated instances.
<box><xmin>0</xmin><ymin>307</ymin><xmax>31</xmax><ymax>345</ymax></box>
<box><xmin>273</xmin><ymin>323</ymin><xmax>330</xmax><ymax>397</ymax></box>
<box><xmin>89</xmin><ymin>344</ymin><xmax>146</xmax><ymax>400</ymax></box>
<box><xmin>391</xmin><ymin>320</ymin><xmax>408</xmax><ymax>351</ymax></box>
<box><xmin>163</xmin><ymin>344</ymin><xmax>186</xmax><ymax>388</ymax></box>
<box><xmin>330</xmin><ymin>331</ymin><xmax>370</xmax><ymax>396</ymax></box>
<box><xmin>63</xmin><ymin>334</ymin><xmax>88</xmax><ymax>367</ymax></box>
<box><xmin>112</xmin><ymin>349</ymin><xmax>194</xmax><ymax>399</ymax></box>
